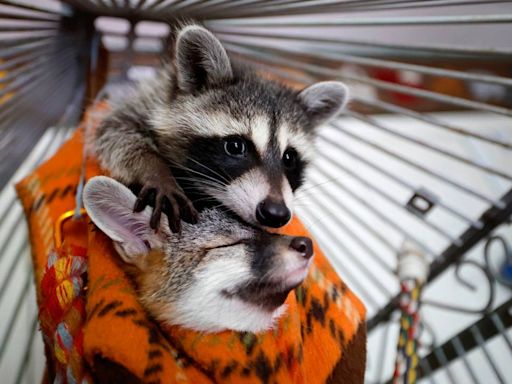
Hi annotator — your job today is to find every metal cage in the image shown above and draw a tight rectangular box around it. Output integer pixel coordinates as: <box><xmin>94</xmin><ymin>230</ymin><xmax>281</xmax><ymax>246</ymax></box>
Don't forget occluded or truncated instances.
<box><xmin>0</xmin><ymin>1</ymin><xmax>511</xmax><ymax>383</ymax></box>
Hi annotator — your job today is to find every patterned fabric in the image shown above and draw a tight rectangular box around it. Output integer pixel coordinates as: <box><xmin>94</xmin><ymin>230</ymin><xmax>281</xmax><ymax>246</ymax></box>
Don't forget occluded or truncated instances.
<box><xmin>16</xmin><ymin>103</ymin><xmax>367</xmax><ymax>384</ymax></box>
<box><xmin>40</xmin><ymin>243</ymin><xmax>90</xmax><ymax>384</ymax></box>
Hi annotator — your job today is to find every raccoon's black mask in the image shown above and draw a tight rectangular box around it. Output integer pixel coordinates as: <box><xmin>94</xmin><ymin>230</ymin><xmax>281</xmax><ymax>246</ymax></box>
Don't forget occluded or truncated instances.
<box><xmin>161</xmin><ymin>26</ymin><xmax>349</xmax><ymax>228</ymax></box>
<box><xmin>93</xmin><ymin>24</ymin><xmax>349</xmax><ymax>229</ymax></box>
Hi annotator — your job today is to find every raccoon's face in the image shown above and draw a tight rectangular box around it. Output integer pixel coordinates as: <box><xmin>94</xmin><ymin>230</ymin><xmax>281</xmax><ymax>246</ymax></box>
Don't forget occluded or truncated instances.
<box><xmin>83</xmin><ymin>176</ymin><xmax>314</xmax><ymax>333</ymax></box>
<box><xmin>151</xmin><ymin>25</ymin><xmax>349</xmax><ymax>229</ymax></box>
<box><xmin>177</xmin><ymin>110</ymin><xmax>311</xmax><ymax>229</ymax></box>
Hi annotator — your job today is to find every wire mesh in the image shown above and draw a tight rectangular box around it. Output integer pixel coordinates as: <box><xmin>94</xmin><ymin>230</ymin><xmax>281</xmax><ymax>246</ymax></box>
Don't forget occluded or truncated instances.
<box><xmin>1</xmin><ymin>0</ymin><xmax>512</xmax><ymax>383</ymax></box>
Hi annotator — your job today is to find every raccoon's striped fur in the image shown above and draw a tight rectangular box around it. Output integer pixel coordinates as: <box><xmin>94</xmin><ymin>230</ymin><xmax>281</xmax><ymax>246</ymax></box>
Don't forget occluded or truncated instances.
<box><xmin>90</xmin><ymin>25</ymin><xmax>348</xmax><ymax>231</ymax></box>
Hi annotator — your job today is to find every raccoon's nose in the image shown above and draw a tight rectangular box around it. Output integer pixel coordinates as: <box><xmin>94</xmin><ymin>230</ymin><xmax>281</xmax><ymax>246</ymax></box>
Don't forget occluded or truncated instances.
<box><xmin>289</xmin><ymin>237</ymin><xmax>313</xmax><ymax>259</ymax></box>
<box><xmin>256</xmin><ymin>199</ymin><xmax>291</xmax><ymax>228</ymax></box>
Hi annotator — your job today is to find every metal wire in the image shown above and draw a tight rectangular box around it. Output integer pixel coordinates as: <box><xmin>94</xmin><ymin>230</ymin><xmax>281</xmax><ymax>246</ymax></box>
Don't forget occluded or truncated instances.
<box><xmin>14</xmin><ymin>315</ymin><xmax>38</xmax><ymax>384</ymax></box>
<box><xmin>244</xmin><ymin>62</ymin><xmax>511</xmax><ymax>217</ymax></box>
<box><xmin>490</xmin><ymin>313</ymin><xmax>512</xmax><ymax>352</ymax></box>
<box><xmin>0</xmin><ymin>51</ymin><xmax>76</xmax><ymax>151</ymax></box>
<box><xmin>226</xmin><ymin>32</ymin><xmax>511</xmax><ymax>382</ymax></box>
<box><xmin>330</xmin><ymin>121</ymin><xmax>506</xmax><ymax>209</ymax></box>
<box><xmin>356</xmin><ymin>97</ymin><xmax>512</xmax><ymax>151</ymax></box>
<box><xmin>0</xmin><ymin>44</ymin><xmax>66</xmax><ymax>72</ymax></box>
<box><xmin>62</xmin><ymin>0</ymin><xmax>512</xmax><ymax>22</ymax></box>
<box><xmin>0</xmin><ymin>0</ymin><xmax>72</xmax><ymax>16</ymax></box>
<box><xmin>308</xmin><ymin>160</ymin><xmax>437</xmax><ymax>257</ymax></box>
<box><xmin>0</xmin><ymin>36</ymin><xmax>69</xmax><ymax>58</ymax></box>
<box><xmin>209</xmin><ymin>14</ymin><xmax>512</xmax><ymax>27</ymax></box>
<box><xmin>304</xmin><ymin>190</ymin><xmax>396</xmax><ymax>288</ymax></box>
<box><xmin>223</xmin><ymin>36</ymin><xmax>512</xmax><ymax>88</ymax></box>
<box><xmin>208</xmin><ymin>28</ymin><xmax>512</xmax><ymax>57</ymax></box>
<box><xmin>2</xmin><ymin>1</ymin><xmax>512</xmax><ymax>383</ymax></box>
<box><xmin>0</xmin><ymin>226</ymin><xmax>28</xmax><ymax>301</ymax></box>
<box><xmin>299</xmin><ymin>203</ymin><xmax>383</xmax><ymax>308</ymax></box>
<box><xmin>318</xmin><ymin>140</ymin><xmax>461</xmax><ymax>246</ymax></box>
<box><xmin>223</xmin><ymin>42</ymin><xmax>512</xmax><ymax>117</ymax></box>
<box><xmin>318</xmin><ymin>133</ymin><xmax>484</xmax><ymax>229</ymax></box>
<box><xmin>0</xmin><ymin>271</ymin><xmax>32</xmax><ymax>361</ymax></box>
<box><xmin>0</xmin><ymin>124</ymin><xmax>81</xmax><ymax>380</ymax></box>
<box><xmin>232</xmin><ymin>56</ymin><xmax>510</xmax><ymax>213</ymax></box>
<box><xmin>349</xmin><ymin>111</ymin><xmax>512</xmax><ymax>182</ymax></box>
<box><xmin>450</xmin><ymin>335</ymin><xmax>479</xmax><ymax>384</ymax></box>
<box><xmin>297</xmin><ymin>176</ymin><xmax>398</xmax><ymax>254</ymax></box>
<box><xmin>204</xmin><ymin>0</ymin><xmax>512</xmax><ymax>18</ymax></box>
<box><xmin>0</xmin><ymin>22</ymin><xmax>84</xmax><ymax>187</ymax></box>
<box><xmin>302</xmin><ymin>184</ymin><xmax>396</xmax><ymax>273</ymax></box>
<box><xmin>419</xmin><ymin>358</ymin><xmax>438</xmax><ymax>384</ymax></box>
<box><xmin>0</xmin><ymin>18</ymin><xmax>84</xmax><ymax>376</ymax></box>
<box><xmin>0</xmin><ymin>48</ymin><xmax>75</xmax><ymax>99</ymax></box>
<box><xmin>470</xmin><ymin>325</ymin><xmax>506</xmax><ymax>384</ymax></box>
<box><xmin>0</xmin><ymin>11</ymin><xmax>60</xmax><ymax>22</ymax></box>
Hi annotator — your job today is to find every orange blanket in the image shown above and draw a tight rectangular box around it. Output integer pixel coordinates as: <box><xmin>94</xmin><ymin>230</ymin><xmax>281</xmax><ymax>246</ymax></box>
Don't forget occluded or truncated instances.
<box><xmin>16</xmin><ymin>106</ymin><xmax>366</xmax><ymax>384</ymax></box>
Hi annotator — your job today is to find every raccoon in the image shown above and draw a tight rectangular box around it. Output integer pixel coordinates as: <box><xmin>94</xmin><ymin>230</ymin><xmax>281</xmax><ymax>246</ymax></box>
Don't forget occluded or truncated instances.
<box><xmin>83</xmin><ymin>176</ymin><xmax>314</xmax><ymax>332</ymax></box>
<box><xmin>90</xmin><ymin>24</ymin><xmax>348</xmax><ymax>232</ymax></box>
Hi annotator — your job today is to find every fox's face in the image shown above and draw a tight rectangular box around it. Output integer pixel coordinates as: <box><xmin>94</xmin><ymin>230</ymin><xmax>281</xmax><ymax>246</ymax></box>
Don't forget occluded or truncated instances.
<box><xmin>83</xmin><ymin>176</ymin><xmax>314</xmax><ymax>333</ymax></box>
<box><xmin>150</xmin><ymin>25</ymin><xmax>349</xmax><ymax>228</ymax></box>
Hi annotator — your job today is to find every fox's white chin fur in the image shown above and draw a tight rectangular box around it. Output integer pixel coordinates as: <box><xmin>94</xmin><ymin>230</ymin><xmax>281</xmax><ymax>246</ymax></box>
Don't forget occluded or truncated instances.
<box><xmin>157</xmin><ymin>300</ymin><xmax>288</xmax><ymax>333</ymax></box>
<box><xmin>152</xmin><ymin>257</ymin><xmax>293</xmax><ymax>333</ymax></box>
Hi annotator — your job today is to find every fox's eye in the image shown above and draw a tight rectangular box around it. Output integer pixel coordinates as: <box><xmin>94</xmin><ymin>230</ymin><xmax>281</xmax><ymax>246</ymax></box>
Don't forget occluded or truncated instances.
<box><xmin>283</xmin><ymin>148</ymin><xmax>298</xmax><ymax>169</ymax></box>
<box><xmin>224</xmin><ymin>137</ymin><xmax>247</xmax><ymax>157</ymax></box>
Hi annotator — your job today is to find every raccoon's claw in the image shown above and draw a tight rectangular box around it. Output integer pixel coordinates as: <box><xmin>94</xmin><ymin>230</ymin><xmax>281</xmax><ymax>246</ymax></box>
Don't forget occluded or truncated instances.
<box><xmin>160</xmin><ymin>191</ymin><xmax>199</xmax><ymax>232</ymax></box>
<box><xmin>134</xmin><ymin>187</ymin><xmax>155</xmax><ymax>213</ymax></box>
<box><xmin>133</xmin><ymin>184</ymin><xmax>198</xmax><ymax>233</ymax></box>
<box><xmin>177</xmin><ymin>194</ymin><xmax>199</xmax><ymax>225</ymax></box>
<box><xmin>153</xmin><ymin>194</ymin><xmax>180</xmax><ymax>232</ymax></box>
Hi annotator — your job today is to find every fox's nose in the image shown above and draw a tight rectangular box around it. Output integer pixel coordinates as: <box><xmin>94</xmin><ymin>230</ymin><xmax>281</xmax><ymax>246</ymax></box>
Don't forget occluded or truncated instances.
<box><xmin>256</xmin><ymin>199</ymin><xmax>291</xmax><ymax>228</ymax></box>
<box><xmin>289</xmin><ymin>237</ymin><xmax>313</xmax><ymax>259</ymax></box>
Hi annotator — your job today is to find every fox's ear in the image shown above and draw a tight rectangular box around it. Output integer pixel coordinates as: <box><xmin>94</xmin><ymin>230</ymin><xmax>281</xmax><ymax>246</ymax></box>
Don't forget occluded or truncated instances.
<box><xmin>298</xmin><ymin>81</ymin><xmax>349</xmax><ymax>128</ymax></box>
<box><xmin>83</xmin><ymin>176</ymin><xmax>165</xmax><ymax>268</ymax></box>
<box><xmin>175</xmin><ymin>25</ymin><xmax>233</xmax><ymax>94</ymax></box>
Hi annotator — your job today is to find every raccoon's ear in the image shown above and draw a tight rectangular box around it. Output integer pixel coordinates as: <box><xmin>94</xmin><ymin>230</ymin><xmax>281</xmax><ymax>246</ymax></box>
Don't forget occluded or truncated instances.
<box><xmin>298</xmin><ymin>81</ymin><xmax>349</xmax><ymax>127</ymax></box>
<box><xmin>83</xmin><ymin>176</ymin><xmax>164</xmax><ymax>268</ymax></box>
<box><xmin>175</xmin><ymin>25</ymin><xmax>233</xmax><ymax>93</ymax></box>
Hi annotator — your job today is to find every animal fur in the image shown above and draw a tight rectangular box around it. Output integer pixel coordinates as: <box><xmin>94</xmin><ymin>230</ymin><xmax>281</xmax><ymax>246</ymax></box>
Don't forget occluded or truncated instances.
<box><xmin>88</xmin><ymin>24</ymin><xmax>349</xmax><ymax>230</ymax></box>
<box><xmin>83</xmin><ymin>176</ymin><xmax>314</xmax><ymax>333</ymax></box>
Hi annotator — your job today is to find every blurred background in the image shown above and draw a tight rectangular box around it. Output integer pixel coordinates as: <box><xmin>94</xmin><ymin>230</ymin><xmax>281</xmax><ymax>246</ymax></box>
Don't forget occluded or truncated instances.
<box><xmin>0</xmin><ymin>0</ymin><xmax>511</xmax><ymax>383</ymax></box>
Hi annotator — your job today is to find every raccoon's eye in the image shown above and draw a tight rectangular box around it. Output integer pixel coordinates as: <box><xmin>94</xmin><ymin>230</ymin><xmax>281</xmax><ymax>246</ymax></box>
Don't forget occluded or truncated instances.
<box><xmin>283</xmin><ymin>148</ymin><xmax>298</xmax><ymax>169</ymax></box>
<box><xmin>224</xmin><ymin>137</ymin><xmax>247</xmax><ymax>157</ymax></box>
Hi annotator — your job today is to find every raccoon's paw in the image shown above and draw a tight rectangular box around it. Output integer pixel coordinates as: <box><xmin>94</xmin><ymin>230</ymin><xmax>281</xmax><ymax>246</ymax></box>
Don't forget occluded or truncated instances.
<box><xmin>133</xmin><ymin>181</ymin><xmax>198</xmax><ymax>233</ymax></box>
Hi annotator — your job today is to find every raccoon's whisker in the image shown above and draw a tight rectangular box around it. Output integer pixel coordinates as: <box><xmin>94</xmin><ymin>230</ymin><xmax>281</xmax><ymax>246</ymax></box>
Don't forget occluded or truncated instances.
<box><xmin>208</xmin><ymin>204</ymin><xmax>229</xmax><ymax>211</ymax></box>
<box><xmin>179</xmin><ymin>188</ymin><xmax>225</xmax><ymax>198</ymax></box>
<box><xmin>189</xmin><ymin>194</ymin><xmax>219</xmax><ymax>201</ymax></box>
<box><xmin>175</xmin><ymin>179</ymin><xmax>227</xmax><ymax>195</ymax></box>
<box><xmin>209</xmin><ymin>205</ymin><xmax>233</xmax><ymax>215</ymax></box>
<box><xmin>195</xmin><ymin>184</ymin><xmax>227</xmax><ymax>196</ymax></box>
<box><xmin>176</xmin><ymin>177</ymin><xmax>226</xmax><ymax>191</ymax></box>
<box><xmin>176</xmin><ymin>175</ymin><xmax>224</xmax><ymax>185</ymax></box>
<box><xmin>293</xmin><ymin>192</ymin><xmax>330</xmax><ymax>203</ymax></box>
<box><xmin>179</xmin><ymin>188</ymin><xmax>220</xmax><ymax>196</ymax></box>
<box><xmin>190</xmin><ymin>197</ymin><xmax>222</xmax><ymax>204</ymax></box>
<box><xmin>295</xmin><ymin>179</ymin><xmax>337</xmax><ymax>195</ymax></box>
<box><xmin>296</xmin><ymin>211</ymin><xmax>331</xmax><ymax>228</ymax></box>
<box><xmin>193</xmin><ymin>180</ymin><xmax>227</xmax><ymax>192</ymax></box>
<box><xmin>169</xmin><ymin>160</ymin><xmax>228</xmax><ymax>187</ymax></box>
<box><xmin>175</xmin><ymin>176</ymin><xmax>217</xmax><ymax>184</ymax></box>
<box><xmin>187</xmin><ymin>157</ymin><xmax>232</xmax><ymax>185</ymax></box>
<box><xmin>294</xmin><ymin>187</ymin><xmax>339</xmax><ymax>202</ymax></box>
<box><xmin>180</xmin><ymin>167</ymin><xmax>227</xmax><ymax>186</ymax></box>
<box><xmin>255</xmin><ymin>269</ymin><xmax>275</xmax><ymax>287</ymax></box>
